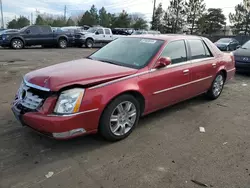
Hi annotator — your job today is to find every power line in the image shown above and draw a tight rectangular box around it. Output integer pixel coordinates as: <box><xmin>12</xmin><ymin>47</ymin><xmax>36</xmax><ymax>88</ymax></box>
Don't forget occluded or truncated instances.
<box><xmin>0</xmin><ymin>0</ymin><xmax>4</xmax><ymax>28</ymax></box>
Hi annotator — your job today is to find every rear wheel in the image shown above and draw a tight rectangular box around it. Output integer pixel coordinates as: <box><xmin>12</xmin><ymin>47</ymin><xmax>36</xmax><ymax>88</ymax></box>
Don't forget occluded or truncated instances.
<box><xmin>58</xmin><ymin>38</ymin><xmax>67</xmax><ymax>48</ymax></box>
<box><xmin>99</xmin><ymin>94</ymin><xmax>140</xmax><ymax>142</ymax></box>
<box><xmin>206</xmin><ymin>72</ymin><xmax>225</xmax><ymax>100</ymax></box>
<box><xmin>11</xmin><ymin>39</ymin><xmax>24</xmax><ymax>49</ymax></box>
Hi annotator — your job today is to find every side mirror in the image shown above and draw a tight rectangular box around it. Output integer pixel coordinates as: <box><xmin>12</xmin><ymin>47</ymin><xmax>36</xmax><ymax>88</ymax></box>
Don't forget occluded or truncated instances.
<box><xmin>26</xmin><ymin>30</ymin><xmax>30</xmax><ymax>34</ymax></box>
<box><xmin>95</xmin><ymin>32</ymin><xmax>99</xmax><ymax>35</ymax></box>
<box><xmin>154</xmin><ymin>57</ymin><xmax>172</xmax><ymax>69</ymax></box>
<box><xmin>236</xmin><ymin>45</ymin><xmax>241</xmax><ymax>49</ymax></box>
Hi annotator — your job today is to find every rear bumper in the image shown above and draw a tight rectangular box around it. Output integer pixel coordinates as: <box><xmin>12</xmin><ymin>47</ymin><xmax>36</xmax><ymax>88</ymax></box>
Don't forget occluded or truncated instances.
<box><xmin>11</xmin><ymin>102</ymin><xmax>99</xmax><ymax>140</ymax></box>
<box><xmin>235</xmin><ymin>62</ymin><xmax>250</xmax><ymax>72</ymax></box>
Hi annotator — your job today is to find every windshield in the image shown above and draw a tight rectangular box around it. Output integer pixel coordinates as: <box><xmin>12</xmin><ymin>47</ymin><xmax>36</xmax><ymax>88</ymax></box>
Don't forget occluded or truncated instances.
<box><xmin>241</xmin><ymin>40</ymin><xmax>250</xmax><ymax>49</ymax></box>
<box><xmin>217</xmin><ymin>38</ymin><xmax>231</xmax><ymax>43</ymax></box>
<box><xmin>19</xmin><ymin>26</ymin><xmax>29</xmax><ymax>32</ymax></box>
<box><xmin>87</xmin><ymin>28</ymin><xmax>97</xmax><ymax>33</ymax></box>
<box><xmin>89</xmin><ymin>37</ymin><xmax>164</xmax><ymax>69</ymax></box>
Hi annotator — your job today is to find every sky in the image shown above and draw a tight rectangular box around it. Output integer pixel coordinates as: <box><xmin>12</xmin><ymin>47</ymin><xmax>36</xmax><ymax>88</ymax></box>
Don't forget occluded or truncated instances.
<box><xmin>1</xmin><ymin>0</ymin><xmax>243</xmax><ymax>26</ymax></box>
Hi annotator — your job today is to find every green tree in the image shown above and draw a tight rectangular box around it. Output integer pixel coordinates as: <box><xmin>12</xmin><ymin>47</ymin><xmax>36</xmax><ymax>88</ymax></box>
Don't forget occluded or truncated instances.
<box><xmin>151</xmin><ymin>3</ymin><xmax>164</xmax><ymax>30</ymax></box>
<box><xmin>162</xmin><ymin>10</ymin><xmax>174</xmax><ymax>33</ymax></box>
<box><xmin>89</xmin><ymin>5</ymin><xmax>99</xmax><ymax>25</ymax></box>
<box><xmin>229</xmin><ymin>0</ymin><xmax>250</xmax><ymax>34</ymax></box>
<box><xmin>185</xmin><ymin>0</ymin><xmax>206</xmax><ymax>34</ymax></box>
<box><xmin>51</xmin><ymin>17</ymin><xmax>66</xmax><ymax>27</ymax></box>
<box><xmin>7</xmin><ymin>16</ymin><xmax>30</xmax><ymax>29</ymax></box>
<box><xmin>168</xmin><ymin>0</ymin><xmax>186</xmax><ymax>33</ymax></box>
<box><xmin>112</xmin><ymin>12</ymin><xmax>131</xmax><ymax>28</ymax></box>
<box><xmin>78</xmin><ymin>11</ymin><xmax>95</xmax><ymax>26</ymax></box>
<box><xmin>66</xmin><ymin>17</ymin><xmax>75</xmax><ymax>26</ymax></box>
<box><xmin>7</xmin><ymin>19</ymin><xmax>18</xmax><ymax>29</ymax></box>
<box><xmin>35</xmin><ymin>15</ymin><xmax>46</xmax><ymax>25</ymax></box>
<box><xmin>197</xmin><ymin>8</ymin><xmax>226</xmax><ymax>34</ymax></box>
<box><xmin>132</xmin><ymin>18</ymin><xmax>148</xmax><ymax>30</ymax></box>
<box><xmin>99</xmin><ymin>7</ymin><xmax>111</xmax><ymax>27</ymax></box>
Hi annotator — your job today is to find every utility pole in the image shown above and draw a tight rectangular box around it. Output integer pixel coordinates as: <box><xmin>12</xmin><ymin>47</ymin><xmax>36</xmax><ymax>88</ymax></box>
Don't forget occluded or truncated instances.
<box><xmin>64</xmin><ymin>5</ymin><xmax>67</xmax><ymax>20</ymax></box>
<box><xmin>152</xmin><ymin>0</ymin><xmax>156</xmax><ymax>28</ymax></box>
<box><xmin>31</xmin><ymin>12</ymin><xmax>33</xmax><ymax>25</ymax></box>
<box><xmin>0</xmin><ymin>0</ymin><xmax>4</xmax><ymax>28</ymax></box>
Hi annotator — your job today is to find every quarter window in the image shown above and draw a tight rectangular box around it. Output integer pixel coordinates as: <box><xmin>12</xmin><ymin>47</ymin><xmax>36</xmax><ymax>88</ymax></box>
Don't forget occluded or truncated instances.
<box><xmin>188</xmin><ymin>39</ymin><xmax>212</xmax><ymax>60</ymax></box>
<box><xmin>160</xmin><ymin>40</ymin><xmax>187</xmax><ymax>64</ymax></box>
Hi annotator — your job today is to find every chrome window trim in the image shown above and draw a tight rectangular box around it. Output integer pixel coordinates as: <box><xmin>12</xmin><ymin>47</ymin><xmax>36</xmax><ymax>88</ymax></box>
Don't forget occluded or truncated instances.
<box><xmin>153</xmin><ymin>76</ymin><xmax>213</xmax><ymax>95</ymax></box>
<box><xmin>23</xmin><ymin>78</ymin><xmax>50</xmax><ymax>92</ymax></box>
<box><xmin>48</xmin><ymin>108</ymin><xmax>99</xmax><ymax>117</ymax></box>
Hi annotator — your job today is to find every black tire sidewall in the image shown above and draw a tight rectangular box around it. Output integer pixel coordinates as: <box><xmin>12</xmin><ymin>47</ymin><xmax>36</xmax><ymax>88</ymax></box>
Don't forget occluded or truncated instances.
<box><xmin>59</xmin><ymin>39</ymin><xmax>67</xmax><ymax>48</ymax></box>
<box><xmin>207</xmin><ymin>73</ymin><xmax>225</xmax><ymax>100</ymax></box>
<box><xmin>99</xmin><ymin>94</ymin><xmax>140</xmax><ymax>141</ymax></box>
<box><xmin>11</xmin><ymin>39</ymin><xmax>23</xmax><ymax>49</ymax></box>
<box><xmin>85</xmin><ymin>39</ymin><xmax>93</xmax><ymax>48</ymax></box>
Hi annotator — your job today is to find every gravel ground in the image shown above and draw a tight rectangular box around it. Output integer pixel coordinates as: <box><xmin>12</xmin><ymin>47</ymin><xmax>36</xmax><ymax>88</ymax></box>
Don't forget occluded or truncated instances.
<box><xmin>0</xmin><ymin>48</ymin><xmax>250</xmax><ymax>188</ymax></box>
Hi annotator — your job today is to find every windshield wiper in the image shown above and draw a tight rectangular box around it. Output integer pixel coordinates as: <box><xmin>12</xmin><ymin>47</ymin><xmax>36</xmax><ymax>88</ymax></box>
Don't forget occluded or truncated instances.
<box><xmin>241</xmin><ymin>47</ymin><xmax>248</xmax><ymax>49</ymax></box>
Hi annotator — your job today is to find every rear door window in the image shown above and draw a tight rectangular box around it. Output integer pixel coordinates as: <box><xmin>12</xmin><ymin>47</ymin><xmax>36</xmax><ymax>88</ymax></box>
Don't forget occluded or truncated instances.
<box><xmin>188</xmin><ymin>39</ymin><xmax>212</xmax><ymax>60</ymax></box>
<box><xmin>29</xmin><ymin>26</ymin><xmax>41</xmax><ymax>34</ymax></box>
<box><xmin>40</xmin><ymin>26</ymin><xmax>51</xmax><ymax>33</ymax></box>
<box><xmin>160</xmin><ymin>40</ymin><xmax>187</xmax><ymax>64</ymax></box>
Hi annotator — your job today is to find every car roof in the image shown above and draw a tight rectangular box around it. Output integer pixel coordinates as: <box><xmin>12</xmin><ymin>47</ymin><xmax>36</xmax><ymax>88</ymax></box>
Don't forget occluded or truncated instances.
<box><xmin>128</xmin><ymin>34</ymin><xmax>203</xmax><ymax>41</ymax></box>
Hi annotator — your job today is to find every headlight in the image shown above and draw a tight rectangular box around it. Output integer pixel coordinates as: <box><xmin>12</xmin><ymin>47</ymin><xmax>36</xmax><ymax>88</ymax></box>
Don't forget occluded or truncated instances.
<box><xmin>54</xmin><ymin>88</ymin><xmax>85</xmax><ymax>114</ymax></box>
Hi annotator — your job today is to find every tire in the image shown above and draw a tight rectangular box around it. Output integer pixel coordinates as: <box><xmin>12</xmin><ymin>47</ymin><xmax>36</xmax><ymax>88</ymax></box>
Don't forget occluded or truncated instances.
<box><xmin>99</xmin><ymin>94</ymin><xmax>141</xmax><ymax>142</ymax></box>
<box><xmin>85</xmin><ymin>38</ymin><xmax>94</xmax><ymax>48</ymax></box>
<box><xmin>58</xmin><ymin>38</ymin><xmax>67</xmax><ymax>48</ymax></box>
<box><xmin>206</xmin><ymin>72</ymin><xmax>225</xmax><ymax>100</ymax></box>
<box><xmin>11</xmin><ymin>39</ymin><xmax>24</xmax><ymax>49</ymax></box>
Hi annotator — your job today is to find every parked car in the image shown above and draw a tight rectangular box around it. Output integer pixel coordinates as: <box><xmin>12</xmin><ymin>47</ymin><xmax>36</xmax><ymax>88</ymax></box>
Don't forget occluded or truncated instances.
<box><xmin>11</xmin><ymin>35</ymin><xmax>235</xmax><ymax>141</ymax></box>
<box><xmin>0</xmin><ymin>25</ymin><xmax>73</xmax><ymax>49</ymax></box>
<box><xmin>214</xmin><ymin>38</ymin><xmax>240</xmax><ymax>51</ymax></box>
<box><xmin>131</xmin><ymin>30</ymin><xmax>161</xmax><ymax>35</ymax></box>
<box><xmin>74</xmin><ymin>27</ymin><xmax>129</xmax><ymax>48</ymax></box>
<box><xmin>233</xmin><ymin>40</ymin><xmax>250</xmax><ymax>72</ymax></box>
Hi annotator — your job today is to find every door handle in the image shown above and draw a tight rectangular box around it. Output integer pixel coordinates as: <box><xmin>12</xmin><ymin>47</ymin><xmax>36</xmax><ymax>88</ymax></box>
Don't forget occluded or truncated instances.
<box><xmin>183</xmin><ymin>69</ymin><xmax>189</xmax><ymax>74</ymax></box>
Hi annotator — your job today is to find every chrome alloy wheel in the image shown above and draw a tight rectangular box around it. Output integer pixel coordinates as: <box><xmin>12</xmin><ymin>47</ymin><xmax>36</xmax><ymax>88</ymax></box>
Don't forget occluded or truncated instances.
<box><xmin>60</xmin><ymin>40</ymin><xmax>67</xmax><ymax>48</ymax></box>
<box><xmin>110</xmin><ymin>101</ymin><xmax>137</xmax><ymax>136</ymax></box>
<box><xmin>13</xmin><ymin>40</ymin><xmax>22</xmax><ymax>49</ymax></box>
<box><xmin>212</xmin><ymin>75</ymin><xmax>224</xmax><ymax>97</ymax></box>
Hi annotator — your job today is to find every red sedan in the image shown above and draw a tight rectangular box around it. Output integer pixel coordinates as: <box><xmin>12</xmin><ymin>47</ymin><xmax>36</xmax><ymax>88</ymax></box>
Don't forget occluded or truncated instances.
<box><xmin>11</xmin><ymin>35</ymin><xmax>235</xmax><ymax>141</ymax></box>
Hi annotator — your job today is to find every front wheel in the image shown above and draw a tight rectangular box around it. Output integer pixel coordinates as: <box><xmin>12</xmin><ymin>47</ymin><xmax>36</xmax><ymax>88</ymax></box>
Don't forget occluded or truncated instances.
<box><xmin>11</xmin><ymin>39</ymin><xmax>24</xmax><ymax>49</ymax></box>
<box><xmin>99</xmin><ymin>94</ymin><xmax>140</xmax><ymax>142</ymax></box>
<box><xmin>206</xmin><ymin>73</ymin><xmax>225</xmax><ymax>100</ymax></box>
<box><xmin>85</xmin><ymin>39</ymin><xmax>94</xmax><ymax>48</ymax></box>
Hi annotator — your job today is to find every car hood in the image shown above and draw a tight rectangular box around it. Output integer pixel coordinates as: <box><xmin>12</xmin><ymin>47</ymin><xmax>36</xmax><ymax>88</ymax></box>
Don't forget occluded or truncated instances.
<box><xmin>24</xmin><ymin>59</ymin><xmax>138</xmax><ymax>91</ymax></box>
<box><xmin>234</xmin><ymin>48</ymin><xmax>250</xmax><ymax>57</ymax></box>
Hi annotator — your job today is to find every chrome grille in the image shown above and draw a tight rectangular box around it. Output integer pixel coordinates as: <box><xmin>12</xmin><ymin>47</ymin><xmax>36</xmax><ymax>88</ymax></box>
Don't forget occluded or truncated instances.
<box><xmin>17</xmin><ymin>82</ymin><xmax>44</xmax><ymax>110</ymax></box>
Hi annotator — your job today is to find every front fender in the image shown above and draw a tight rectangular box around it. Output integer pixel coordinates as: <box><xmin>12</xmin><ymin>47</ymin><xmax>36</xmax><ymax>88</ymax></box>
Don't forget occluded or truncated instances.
<box><xmin>81</xmin><ymin>76</ymin><xmax>143</xmax><ymax>115</ymax></box>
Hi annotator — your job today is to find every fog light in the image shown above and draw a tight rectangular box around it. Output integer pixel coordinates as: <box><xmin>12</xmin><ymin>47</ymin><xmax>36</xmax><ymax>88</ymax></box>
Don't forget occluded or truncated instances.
<box><xmin>53</xmin><ymin>128</ymin><xmax>86</xmax><ymax>138</ymax></box>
